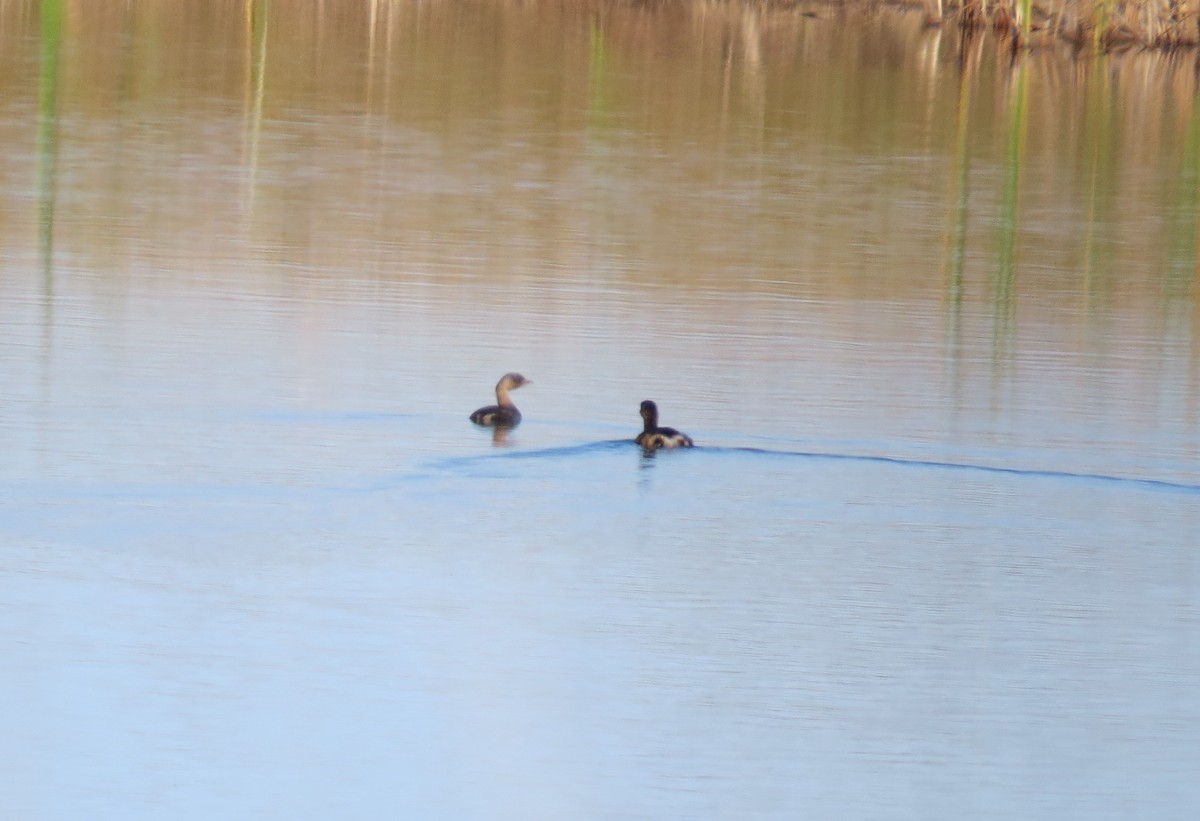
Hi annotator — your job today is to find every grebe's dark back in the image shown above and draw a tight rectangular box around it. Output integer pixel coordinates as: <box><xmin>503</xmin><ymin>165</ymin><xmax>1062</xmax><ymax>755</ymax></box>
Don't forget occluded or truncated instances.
<box><xmin>470</xmin><ymin>373</ymin><xmax>530</xmax><ymax>427</ymax></box>
<box><xmin>635</xmin><ymin>400</ymin><xmax>693</xmax><ymax>450</ymax></box>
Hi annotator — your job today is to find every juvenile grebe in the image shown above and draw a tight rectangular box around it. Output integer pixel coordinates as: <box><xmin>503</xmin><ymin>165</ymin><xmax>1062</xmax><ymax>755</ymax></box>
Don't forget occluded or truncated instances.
<box><xmin>469</xmin><ymin>373</ymin><xmax>530</xmax><ymax>426</ymax></box>
<box><xmin>635</xmin><ymin>400</ymin><xmax>693</xmax><ymax>450</ymax></box>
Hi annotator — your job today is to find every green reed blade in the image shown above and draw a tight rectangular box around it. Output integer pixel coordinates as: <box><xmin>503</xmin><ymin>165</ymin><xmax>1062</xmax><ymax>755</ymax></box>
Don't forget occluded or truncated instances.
<box><xmin>36</xmin><ymin>0</ymin><xmax>64</xmax><ymax>291</ymax></box>
<box><xmin>993</xmin><ymin>57</ymin><xmax>1029</xmax><ymax>366</ymax></box>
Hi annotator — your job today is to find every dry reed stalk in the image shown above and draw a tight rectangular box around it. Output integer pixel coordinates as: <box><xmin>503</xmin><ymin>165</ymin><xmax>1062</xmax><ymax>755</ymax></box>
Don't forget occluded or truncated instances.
<box><xmin>912</xmin><ymin>0</ymin><xmax>1200</xmax><ymax>52</ymax></box>
<box><xmin>924</xmin><ymin>0</ymin><xmax>945</xmax><ymax>25</ymax></box>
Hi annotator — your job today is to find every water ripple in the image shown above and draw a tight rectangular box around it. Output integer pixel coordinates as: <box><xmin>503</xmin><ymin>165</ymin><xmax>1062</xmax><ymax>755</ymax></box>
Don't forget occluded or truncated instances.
<box><xmin>708</xmin><ymin>446</ymin><xmax>1200</xmax><ymax>494</ymax></box>
<box><xmin>430</xmin><ymin>441</ymin><xmax>1200</xmax><ymax>494</ymax></box>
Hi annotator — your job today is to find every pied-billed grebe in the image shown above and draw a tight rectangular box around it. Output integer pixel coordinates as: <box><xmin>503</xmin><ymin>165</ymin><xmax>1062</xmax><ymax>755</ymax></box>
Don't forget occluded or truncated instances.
<box><xmin>470</xmin><ymin>372</ymin><xmax>530</xmax><ymax>426</ymax></box>
<box><xmin>635</xmin><ymin>399</ymin><xmax>694</xmax><ymax>450</ymax></box>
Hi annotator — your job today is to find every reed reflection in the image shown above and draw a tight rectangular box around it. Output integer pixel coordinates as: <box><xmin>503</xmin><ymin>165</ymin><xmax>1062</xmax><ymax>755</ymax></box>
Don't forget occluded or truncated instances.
<box><xmin>1</xmin><ymin>0</ymin><xmax>1198</xmax><ymax>432</ymax></box>
<box><xmin>992</xmin><ymin>55</ymin><xmax>1027</xmax><ymax>373</ymax></box>
<box><xmin>35</xmin><ymin>0</ymin><xmax>63</xmax><ymax>292</ymax></box>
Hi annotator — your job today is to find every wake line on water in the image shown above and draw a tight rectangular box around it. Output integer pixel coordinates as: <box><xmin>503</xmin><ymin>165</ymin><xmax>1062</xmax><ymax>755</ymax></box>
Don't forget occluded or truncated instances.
<box><xmin>708</xmin><ymin>446</ymin><xmax>1200</xmax><ymax>494</ymax></box>
<box><xmin>439</xmin><ymin>440</ymin><xmax>1200</xmax><ymax>494</ymax></box>
<box><xmin>420</xmin><ymin>440</ymin><xmax>630</xmax><ymax>472</ymax></box>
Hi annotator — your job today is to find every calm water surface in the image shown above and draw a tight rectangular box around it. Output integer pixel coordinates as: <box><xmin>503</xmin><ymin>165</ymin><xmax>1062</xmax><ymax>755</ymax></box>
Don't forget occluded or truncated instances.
<box><xmin>2</xmin><ymin>2</ymin><xmax>1198</xmax><ymax>819</ymax></box>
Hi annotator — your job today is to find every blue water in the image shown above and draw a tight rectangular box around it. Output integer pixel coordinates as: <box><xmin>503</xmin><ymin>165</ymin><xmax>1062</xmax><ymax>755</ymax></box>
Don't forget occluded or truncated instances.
<box><xmin>4</xmin><ymin>387</ymin><xmax>1197</xmax><ymax>819</ymax></box>
<box><xmin>3</xmin><ymin>2</ymin><xmax>1200</xmax><ymax>818</ymax></box>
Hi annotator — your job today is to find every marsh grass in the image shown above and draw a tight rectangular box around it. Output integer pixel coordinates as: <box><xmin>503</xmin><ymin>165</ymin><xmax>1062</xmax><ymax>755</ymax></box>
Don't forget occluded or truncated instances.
<box><xmin>913</xmin><ymin>0</ymin><xmax>1198</xmax><ymax>51</ymax></box>
<box><xmin>526</xmin><ymin>0</ymin><xmax>1200</xmax><ymax>54</ymax></box>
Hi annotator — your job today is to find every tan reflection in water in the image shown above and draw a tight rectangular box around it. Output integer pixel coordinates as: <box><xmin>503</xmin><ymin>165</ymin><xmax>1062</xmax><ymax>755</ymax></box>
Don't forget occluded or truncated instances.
<box><xmin>1</xmin><ymin>1</ymin><xmax>1198</xmax><ymax>359</ymax></box>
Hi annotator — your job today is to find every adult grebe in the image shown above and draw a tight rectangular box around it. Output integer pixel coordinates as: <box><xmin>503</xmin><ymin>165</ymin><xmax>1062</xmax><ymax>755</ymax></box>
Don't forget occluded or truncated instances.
<box><xmin>635</xmin><ymin>400</ymin><xmax>693</xmax><ymax>450</ymax></box>
<box><xmin>470</xmin><ymin>373</ymin><xmax>530</xmax><ymax>426</ymax></box>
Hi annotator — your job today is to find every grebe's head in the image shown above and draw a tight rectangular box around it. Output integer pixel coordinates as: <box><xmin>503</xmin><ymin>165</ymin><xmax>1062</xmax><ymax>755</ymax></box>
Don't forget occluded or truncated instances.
<box><xmin>499</xmin><ymin>373</ymin><xmax>530</xmax><ymax>390</ymax></box>
<box><xmin>639</xmin><ymin>400</ymin><xmax>658</xmax><ymax>422</ymax></box>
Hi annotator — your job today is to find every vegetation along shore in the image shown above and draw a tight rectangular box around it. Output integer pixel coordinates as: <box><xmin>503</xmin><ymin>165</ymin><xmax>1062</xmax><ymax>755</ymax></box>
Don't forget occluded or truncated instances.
<box><xmin>769</xmin><ymin>0</ymin><xmax>1200</xmax><ymax>53</ymax></box>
